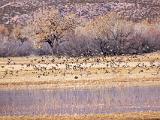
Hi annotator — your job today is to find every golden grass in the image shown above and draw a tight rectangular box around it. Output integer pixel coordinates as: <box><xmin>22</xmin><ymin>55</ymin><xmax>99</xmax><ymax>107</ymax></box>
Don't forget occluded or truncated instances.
<box><xmin>0</xmin><ymin>112</ymin><xmax>160</xmax><ymax>120</ymax></box>
<box><xmin>0</xmin><ymin>52</ymin><xmax>159</xmax><ymax>90</ymax></box>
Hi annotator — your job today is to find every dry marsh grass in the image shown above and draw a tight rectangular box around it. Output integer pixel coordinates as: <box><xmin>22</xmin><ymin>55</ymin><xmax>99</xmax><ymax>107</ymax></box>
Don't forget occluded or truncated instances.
<box><xmin>0</xmin><ymin>52</ymin><xmax>159</xmax><ymax>90</ymax></box>
<box><xmin>0</xmin><ymin>112</ymin><xmax>160</xmax><ymax>120</ymax></box>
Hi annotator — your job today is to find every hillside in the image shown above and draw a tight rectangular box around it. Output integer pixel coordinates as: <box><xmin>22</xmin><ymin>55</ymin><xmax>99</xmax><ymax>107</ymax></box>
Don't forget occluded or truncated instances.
<box><xmin>1</xmin><ymin>0</ymin><xmax>160</xmax><ymax>26</ymax></box>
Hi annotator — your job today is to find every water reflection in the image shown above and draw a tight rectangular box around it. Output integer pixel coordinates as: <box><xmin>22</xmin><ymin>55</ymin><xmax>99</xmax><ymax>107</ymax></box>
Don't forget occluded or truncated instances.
<box><xmin>0</xmin><ymin>86</ymin><xmax>160</xmax><ymax>115</ymax></box>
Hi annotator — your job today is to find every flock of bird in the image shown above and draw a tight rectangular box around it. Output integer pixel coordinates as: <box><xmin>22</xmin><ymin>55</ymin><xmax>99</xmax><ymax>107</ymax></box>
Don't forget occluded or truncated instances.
<box><xmin>0</xmin><ymin>54</ymin><xmax>159</xmax><ymax>80</ymax></box>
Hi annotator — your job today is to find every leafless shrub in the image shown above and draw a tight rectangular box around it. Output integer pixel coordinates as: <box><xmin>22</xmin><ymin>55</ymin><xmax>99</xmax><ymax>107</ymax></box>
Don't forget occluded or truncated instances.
<box><xmin>0</xmin><ymin>39</ymin><xmax>33</xmax><ymax>57</ymax></box>
<box><xmin>77</xmin><ymin>13</ymin><xmax>160</xmax><ymax>56</ymax></box>
<box><xmin>59</xmin><ymin>36</ymin><xmax>99</xmax><ymax>56</ymax></box>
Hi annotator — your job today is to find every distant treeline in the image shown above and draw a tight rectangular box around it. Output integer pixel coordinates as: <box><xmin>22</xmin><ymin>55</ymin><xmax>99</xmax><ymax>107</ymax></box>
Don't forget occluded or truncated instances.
<box><xmin>0</xmin><ymin>4</ymin><xmax>160</xmax><ymax>57</ymax></box>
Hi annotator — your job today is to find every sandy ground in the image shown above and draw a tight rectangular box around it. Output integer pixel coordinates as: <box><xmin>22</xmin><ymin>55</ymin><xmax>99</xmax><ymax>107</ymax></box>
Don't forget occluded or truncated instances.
<box><xmin>0</xmin><ymin>52</ymin><xmax>159</xmax><ymax>90</ymax></box>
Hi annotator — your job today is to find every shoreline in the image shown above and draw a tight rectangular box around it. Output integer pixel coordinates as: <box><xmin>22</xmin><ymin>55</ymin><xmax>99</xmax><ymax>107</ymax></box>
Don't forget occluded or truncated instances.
<box><xmin>0</xmin><ymin>112</ymin><xmax>160</xmax><ymax>120</ymax></box>
<box><xmin>0</xmin><ymin>77</ymin><xmax>159</xmax><ymax>90</ymax></box>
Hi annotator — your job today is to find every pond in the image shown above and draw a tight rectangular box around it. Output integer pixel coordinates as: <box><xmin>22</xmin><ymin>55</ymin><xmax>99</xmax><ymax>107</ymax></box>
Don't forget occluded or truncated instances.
<box><xmin>0</xmin><ymin>86</ymin><xmax>160</xmax><ymax>115</ymax></box>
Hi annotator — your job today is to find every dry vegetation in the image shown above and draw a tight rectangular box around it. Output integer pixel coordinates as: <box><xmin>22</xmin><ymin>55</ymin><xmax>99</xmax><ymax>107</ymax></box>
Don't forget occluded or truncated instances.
<box><xmin>0</xmin><ymin>0</ymin><xmax>160</xmax><ymax>57</ymax></box>
<box><xmin>0</xmin><ymin>52</ymin><xmax>159</xmax><ymax>90</ymax></box>
<box><xmin>0</xmin><ymin>112</ymin><xmax>160</xmax><ymax>120</ymax></box>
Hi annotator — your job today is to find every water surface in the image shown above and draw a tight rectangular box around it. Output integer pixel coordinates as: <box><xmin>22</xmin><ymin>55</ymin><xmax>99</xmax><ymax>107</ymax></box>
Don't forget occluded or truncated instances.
<box><xmin>0</xmin><ymin>86</ymin><xmax>160</xmax><ymax>115</ymax></box>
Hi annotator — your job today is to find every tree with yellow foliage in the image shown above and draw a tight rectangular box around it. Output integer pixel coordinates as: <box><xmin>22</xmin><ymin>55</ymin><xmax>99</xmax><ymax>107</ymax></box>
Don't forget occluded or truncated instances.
<box><xmin>21</xmin><ymin>7</ymin><xmax>76</xmax><ymax>55</ymax></box>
